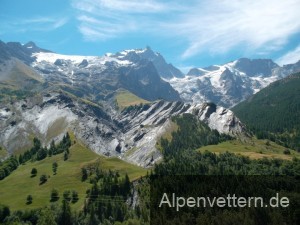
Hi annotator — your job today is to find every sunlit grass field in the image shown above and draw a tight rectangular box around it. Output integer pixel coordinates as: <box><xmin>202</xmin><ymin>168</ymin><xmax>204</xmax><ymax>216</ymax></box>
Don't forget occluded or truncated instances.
<box><xmin>0</xmin><ymin>134</ymin><xmax>147</xmax><ymax>211</ymax></box>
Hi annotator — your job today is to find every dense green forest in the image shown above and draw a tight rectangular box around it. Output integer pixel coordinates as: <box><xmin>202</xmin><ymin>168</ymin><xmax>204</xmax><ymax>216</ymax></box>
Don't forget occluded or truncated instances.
<box><xmin>161</xmin><ymin>114</ymin><xmax>233</xmax><ymax>162</ymax></box>
<box><xmin>232</xmin><ymin>72</ymin><xmax>300</xmax><ymax>151</ymax></box>
<box><xmin>155</xmin><ymin>114</ymin><xmax>300</xmax><ymax>176</ymax></box>
<box><xmin>152</xmin><ymin>114</ymin><xmax>300</xmax><ymax>224</ymax></box>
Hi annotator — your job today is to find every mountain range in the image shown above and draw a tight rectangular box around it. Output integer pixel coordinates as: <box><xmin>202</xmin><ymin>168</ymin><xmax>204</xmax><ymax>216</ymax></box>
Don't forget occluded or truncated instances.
<box><xmin>0</xmin><ymin>41</ymin><xmax>181</xmax><ymax>103</ymax></box>
<box><xmin>0</xmin><ymin>40</ymin><xmax>300</xmax><ymax>166</ymax></box>
<box><xmin>0</xmin><ymin>41</ymin><xmax>246</xmax><ymax>167</ymax></box>
<box><xmin>2</xmin><ymin>40</ymin><xmax>300</xmax><ymax>108</ymax></box>
<box><xmin>169</xmin><ymin>58</ymin><xmax>300</xmax><ymax>108</ymax></box>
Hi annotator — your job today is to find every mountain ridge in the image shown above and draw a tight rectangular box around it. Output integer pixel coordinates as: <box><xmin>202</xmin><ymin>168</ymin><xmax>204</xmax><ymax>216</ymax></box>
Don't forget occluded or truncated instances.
<box><xmin>0</xmin><ymin>40</ymin><xmax>182</xmax><ymax>103</ymax></box>
<box><xmin>0</xmin><ymin>91</ymin><xmax>246</xmax><ymax>167</ymax></box>
<box><xmin>169</xmin><ymin>58</ymin><xmax>300</xmax><ymax>108</ymax></box>
<box><xmin>2</xmin><ymin>40</ymin><xmax>300</xmax><ymax>109</ymax></box>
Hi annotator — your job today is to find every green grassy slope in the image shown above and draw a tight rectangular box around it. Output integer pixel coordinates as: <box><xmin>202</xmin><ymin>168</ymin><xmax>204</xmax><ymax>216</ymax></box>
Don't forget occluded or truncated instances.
<box><xmin>198</xmin><ymin>139</ymin><xmax>300</xmax><ymax>160</ymax></box>
<box><xmin>115</xmin><ymin>89</ymin><xmax>150</xmax><ymax>110</ymax></box>
<box><xmin>0</xmin><ymin>136</ymin><xmax>146</xmax><ymax>211</ymax></box>
<box><xmin>0</xmin><ymin>59</ymin><xmax>44</xmax><ymax>101</ymax></box>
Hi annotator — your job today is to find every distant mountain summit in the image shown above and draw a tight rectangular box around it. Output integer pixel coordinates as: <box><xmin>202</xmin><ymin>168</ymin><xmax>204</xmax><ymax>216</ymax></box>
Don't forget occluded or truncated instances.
<box><xmin>23</xmin><ymin>41</ymin><xmax>51</xmax><ymax>54</ymax></box>
<box><xmin>0</xmin><ymin>41</ymin><xmax>50</xmax><ymax>64</ymax></box>
<box><xmin>234</xmin><ymin>58</ymin><xmax>278</xmax><ymax>77</ymax></box>
<box><xmin>113</xmin><ymin>46</ymin><xmax>184</xmax><ymax>79</ymax></box>
<box><xmin>170</xmin><ymin>58</ymin><xmax>300</xmax><ymax>108</ymax></box>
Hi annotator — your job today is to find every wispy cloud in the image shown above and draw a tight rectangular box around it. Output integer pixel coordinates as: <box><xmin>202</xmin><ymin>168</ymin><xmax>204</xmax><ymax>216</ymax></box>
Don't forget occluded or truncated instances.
<box><xmin>173</xmin><ymin>0</ymin><xmax>300</xmax><ymax>59</ymax></box>
<box><xmin>1</xmin><ymin>16</ymin><xmax>69</xmax><ymax>33</ymax></box>
<box><xmin>23</xmin><ymin>17</ymin><xmax>69</xmax><ymax>31</ymax></box>
<box><xmin>72</xmin><ymin>0</ymin><xmax>181</xmax><ymax>41</ymax></box>
<box><xmin>77</xmin><ymin>14</ymin><xmax>137</xmax><ymax>41</ymax></box>
<box><xmin>73</xmin><ymin>0</ymin><xmax>170</xmax><ymax>13</ymax></box>
<box><xmin>276</xmin><ymin>45</ymin><xmax>300</xmax><ymax>65</ymax></box>
<box><xmin>72</xmin><ymin>0</ymin><xmax>300</xmax><ymax>59</ymax></box>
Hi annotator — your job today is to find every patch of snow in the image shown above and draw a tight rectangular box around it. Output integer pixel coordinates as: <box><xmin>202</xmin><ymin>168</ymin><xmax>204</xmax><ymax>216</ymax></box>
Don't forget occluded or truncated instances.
<box><xmin>225</xmin><ymin>60</ymin><xmax>238</xmax><ymax>68</ymax></box>
<box><xmin>0</xmin><ymin>109</ymin><xmax>11</xmax><ymax>117</ymax></box>
<box><xmin>32</xmin><ymin>52</ymin><xmax>97</xmax><ymax>64</ymax></box>
<box><xmin>32</xmin><ymin>52</ymin><xmax>132</xmax><ymax>67</ymax></box>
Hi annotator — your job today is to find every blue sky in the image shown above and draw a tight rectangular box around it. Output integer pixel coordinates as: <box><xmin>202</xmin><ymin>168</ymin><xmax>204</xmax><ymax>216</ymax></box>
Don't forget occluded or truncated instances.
<box><xmin>1</xmin><ymin>0</ymin><xmax>300</xmax><ymax>72</ymax></box>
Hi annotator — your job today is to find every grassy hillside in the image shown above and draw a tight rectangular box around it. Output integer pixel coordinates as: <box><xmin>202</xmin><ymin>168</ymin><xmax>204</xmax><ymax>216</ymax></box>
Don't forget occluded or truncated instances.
<box><xmin>115</xmin><ymin>89</ymin><xmax>150</xmax><ymax>110</ymax></box>
<box><xmin>0</xmin><ymin>59</ymin><xmax>44</xmax><ymax>102</ymax></box>
<box><xmin>0</xmin><ymin>135</ymin><xmax>146</xmax><ymax>211</ymax></box>
<box><xmin>156</xmin><ymin>120</ymin><xmax>179</xmax><ymax>152</ymax></box>
<box><xmin>232</xmin><ymin>72</ymin><xmax>300</xmax><ymax>151</ymax></box>
<box><xmin>198</xmin><ymin>139</ymin><xmax>300</xmax><ymax>160</ymax></box>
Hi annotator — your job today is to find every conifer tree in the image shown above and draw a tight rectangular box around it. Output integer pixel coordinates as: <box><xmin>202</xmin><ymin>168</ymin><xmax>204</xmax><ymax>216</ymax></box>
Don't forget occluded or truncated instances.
<box><xmin>52</xmin><ymin>162</ymin><xmax>58</xmax><ymax>175</ymax></box>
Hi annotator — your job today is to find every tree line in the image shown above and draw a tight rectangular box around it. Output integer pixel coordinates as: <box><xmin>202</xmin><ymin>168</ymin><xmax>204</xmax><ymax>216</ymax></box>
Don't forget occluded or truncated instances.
<box><xmin>0</xmin><ymin>133</ymin><xmax>71</xmax><ymax>180</ymax></box>
<box><xmin>18</xmin><ymin>133</ymin><xmax>71</xmax><ymax>164</ymax></box>
<box><xmin>0</xmin><ymin>156</ymin><xmax>18</xmax><ymax>180</ymax></box>
<box><xmin>232</xmin><ymin>72</ymin><xmax>300</xmax><ymax>151</ymax></box>
<box><xmin>0</xmin><ymin>170</ymin><xmax>149</xmax><ymax>225</ymax></box>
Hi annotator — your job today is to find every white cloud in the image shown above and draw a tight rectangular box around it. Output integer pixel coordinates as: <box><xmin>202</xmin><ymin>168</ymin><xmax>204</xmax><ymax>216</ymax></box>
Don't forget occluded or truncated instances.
<box><xmin>2</xmin><ymin>16</ymin><xmax>69</xmax><ymax>33</ymax></box>
<box><xmin>276</xmin><ymin>45</ymin><xmax>300</xmax><ymax>65</ymax></box>
<box><xmin>72</xmin><ymin>0</ymin><xmax>178</xmax><ymax>41</ymax></box>
<box><xmin>173</xmin><ymin>0</ymin><xmax>300</xmax><ymax>59</ymax></box>
<box><xmin>72</xmin><ymin>0</ymin><xmax>172</xmax><ymax>14</ymax></box>
<box><xmin>20</xmin><ymin>17</ymin><xmax>69</xmax><ymax>30</ymax></box>
<box><xmin>72</xmin><ymin>0</ymin><xmax>300</xmax><ymax>59</ymax></box>
<box><xmin>52</xmin><ymin>18</ymin><xmax>69</xmax><ymax>29</ymax></box>
<box><xmin>77</xmin><ymin>14</ymin><xmax>137</xmax><ymax>41</ymax></box>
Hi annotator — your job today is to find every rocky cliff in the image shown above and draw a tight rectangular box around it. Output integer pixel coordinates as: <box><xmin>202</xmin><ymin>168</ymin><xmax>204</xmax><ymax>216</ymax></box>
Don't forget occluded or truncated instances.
<box><xmin>0</xmin><ymin>92</ymin><xmax>246</xmax><ymax>167</ymax></box>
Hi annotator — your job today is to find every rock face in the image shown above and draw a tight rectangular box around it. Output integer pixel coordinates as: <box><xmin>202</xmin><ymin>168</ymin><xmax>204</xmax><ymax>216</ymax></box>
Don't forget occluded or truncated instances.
<box><xmin>118</xmin><ymin>101</ymin><xmax>246</xmax><ymax>166</ymax></box>
<box><xmin>0</xmin><ymin>41</ymin><xmax>181</xmax><ymax>102</ymax></box>
<box><xmin>169</xmin><ymin>59</ymin><xmax>300</xmax><ymax>108</ymax></box>
<box><xmin>0</xmin><ymin>92</ymin><xmax>246</xmax><ymax>167</ymax></box>
<box><xmin>31</xmin><ymin>51</ymin><xmax>181</xmax><ymax>102</ymax></box>
<box><xmin>234</xmin><ymin>58</ymin><xmax>278</xmax><ymax>77</ymax></box>
<box><xmin>118</xmin><ymin>46</ymin><xmax>184</xmax><ymax>79</ymax></box>
<box><xmin>0</xmin><ymin>40</ymin><xmax>50</xmax><ymax>64</ymax></box>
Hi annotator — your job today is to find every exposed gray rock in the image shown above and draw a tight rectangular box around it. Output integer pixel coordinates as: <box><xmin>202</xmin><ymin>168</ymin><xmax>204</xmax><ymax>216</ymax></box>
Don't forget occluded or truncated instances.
<box><xmin>30</xmin><ymin>50</ymin><xmax>181</xmax><ymax>102</ymax></box>
<box><xmin>0</xmin><ymin>92</ymin><xmax>246</xmax><ymax>168</ymax></box>
<box><xmin>114</xmin><ymin>46</ymin><xmax>184</xmax><ymax>78</ymax></box>
<box><xmin>0</xmin><ymin>40</ymin><xmax>50</xmax><ymax>64</ymax></box>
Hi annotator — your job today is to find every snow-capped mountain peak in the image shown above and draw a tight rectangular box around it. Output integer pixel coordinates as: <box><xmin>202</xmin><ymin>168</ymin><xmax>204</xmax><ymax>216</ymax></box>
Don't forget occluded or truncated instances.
<box><xmin>113</xmin><ymin>46</ymin><xmax>184</xmax><ymax>79</ymax></box>
<box><xmin>170</xmin><ymin>58</ymin><xmax>299</xmax><ymax>108</ymax></box>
